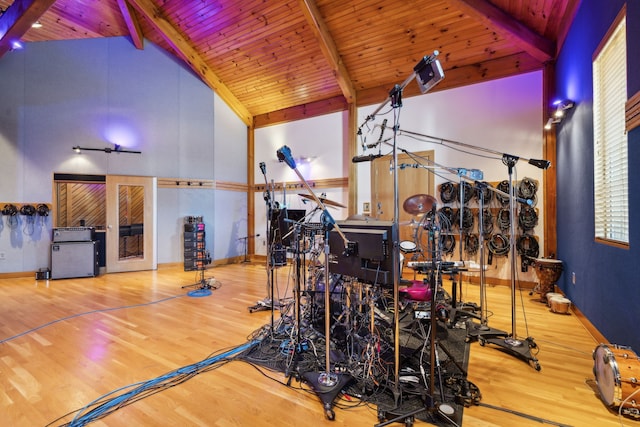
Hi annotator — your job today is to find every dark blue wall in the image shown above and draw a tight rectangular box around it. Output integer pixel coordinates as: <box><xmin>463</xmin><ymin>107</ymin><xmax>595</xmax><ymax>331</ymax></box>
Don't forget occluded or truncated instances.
<box><xmin>556</xmin><ymin>0</ymin><xmax>640</xmax><ymax>350</ymax></box>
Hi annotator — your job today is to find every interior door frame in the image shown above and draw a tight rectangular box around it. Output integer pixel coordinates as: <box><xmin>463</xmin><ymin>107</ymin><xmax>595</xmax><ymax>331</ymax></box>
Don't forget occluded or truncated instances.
<box><xmin>105</xmin><ymin>175</ymin><xmax>157</xmax><ymax>273</ymax></box>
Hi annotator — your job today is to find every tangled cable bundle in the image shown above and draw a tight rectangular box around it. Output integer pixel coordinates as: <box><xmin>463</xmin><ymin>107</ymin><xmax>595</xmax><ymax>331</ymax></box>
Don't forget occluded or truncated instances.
<box><xmin>517</xmin><ymin>177</ymin><xmax>538</xmax><ymax>199</ymax></box>
<box><xmin>440</xmin><ymin>233</ymin><xmax>456</xmax><ymax>255</ymax></box>
<box><xmin>497</xmin><ymin>208</ymin><xmax>511</xmax><ymax>231</ymax></box>
<box><xmin>474</xmin><ymin>181</ymin><xmax>493</xmax><ymax>204</ymax></box>
<box><xmin>465</xmin><ymin>233</ymin><xmax>479</xmax><ymax>256</ymax></box>
<box><xmin>455</xmin><ymin>207</ymin><xmax>474</xmax><ymax>233</ymax></box>
<box><xmin>481</xmin><ymin>208</ymin><xmax>494</xmax><ymax>236</ymax></box>
<box><xmin>456</xmin><ymin>181</ymin><xmax>473</xmax><ymax>205</ymax></box>
<box><xmin>518</xmin><ymin>205</ymin><xmax>538</xmax><ymax>231</ymax></box>
<box><xmin>496</xmin><ymin>180</ymin><xmax>510</xmax><ymax>206</ymax></box>
<box><xmin>488</xmin><ymin>233</ymin><xmax>510</xmax><ymax>256</ymax></box>
<box><xmin>439</xmin><ymin>181</ymin><xmax>456</xmax><ymax>204</ymax></box>
<box><xmin>516</xmin><ymin>234</ymin><xmax>539</xmax><ymax>260</ymax></box>
<box><xmin>437</xmin><ymin>207</ymin><xmax>455</xmax><ymax>231</ymax></box>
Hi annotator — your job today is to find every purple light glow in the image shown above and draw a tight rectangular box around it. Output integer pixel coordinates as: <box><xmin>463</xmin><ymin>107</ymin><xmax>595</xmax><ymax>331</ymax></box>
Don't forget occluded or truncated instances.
<box><xmin>101</xmin><ymin>122</ymin><xmax>140</xmax><ymax>152</ymax></box>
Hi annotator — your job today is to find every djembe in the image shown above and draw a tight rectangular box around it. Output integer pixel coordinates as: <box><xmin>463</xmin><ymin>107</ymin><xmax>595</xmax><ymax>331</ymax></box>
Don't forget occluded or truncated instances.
<box><xmin>532</xmin><ymin>258</ymin><xmax>563</xmax><ymax>302</ymax></box>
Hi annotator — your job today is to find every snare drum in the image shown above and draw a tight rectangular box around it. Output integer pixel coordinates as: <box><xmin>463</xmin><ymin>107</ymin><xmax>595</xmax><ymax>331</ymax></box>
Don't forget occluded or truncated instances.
<box><xmin>593</xmin><ymin>344</ymin><xmax>640</xmax><ymax>409</ymax></box>
<box><xmin>400</xmin><ymin>240</ymin><xmax>417</xmax><ymax>253</ymax></box>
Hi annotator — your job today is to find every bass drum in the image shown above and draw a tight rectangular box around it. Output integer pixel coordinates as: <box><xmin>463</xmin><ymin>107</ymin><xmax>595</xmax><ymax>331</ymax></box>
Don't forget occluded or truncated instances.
<box><xmin>593</xmin><ymin>344</ymin><xmax>640</xmax><ymax>411</ymax></box>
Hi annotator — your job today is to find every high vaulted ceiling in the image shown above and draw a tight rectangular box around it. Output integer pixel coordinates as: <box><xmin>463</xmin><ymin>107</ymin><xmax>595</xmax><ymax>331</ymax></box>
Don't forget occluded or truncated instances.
<box><xmin>0</xmin><ymin>0</ymin><xmax>579</xmax><ymax>126</ymax></box>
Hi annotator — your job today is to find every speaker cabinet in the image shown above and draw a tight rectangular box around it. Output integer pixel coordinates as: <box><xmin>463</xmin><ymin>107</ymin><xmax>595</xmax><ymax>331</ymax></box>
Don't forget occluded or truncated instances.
<box><xmin>51</xmin><ymin>241</ymin><xmax>99</xmax><ymax>279</ymax></box>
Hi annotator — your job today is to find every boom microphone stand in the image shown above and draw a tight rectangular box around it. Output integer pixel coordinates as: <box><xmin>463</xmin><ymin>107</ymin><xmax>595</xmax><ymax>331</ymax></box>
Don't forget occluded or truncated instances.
<box><xmin>481</xmin><ymin>155</ymin><xmax>540</xmax><ymax>370</ymax></box>
<box><xmin>277</xmin><ymin>145</ymin><xmax>352</xmax><ymax>420</ymax></box>
<box><xmin>358</xmin><ymin>51</ymin><xmax>445</xmax><ymax>423</ymax></box>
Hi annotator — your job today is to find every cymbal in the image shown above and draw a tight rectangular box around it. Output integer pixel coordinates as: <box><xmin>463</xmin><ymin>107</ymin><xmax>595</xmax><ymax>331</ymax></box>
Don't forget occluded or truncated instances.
<box><xmin>403</xmin><ymin>194</ymin><xmax>436</xmax><ymax>215</ymax></box>
<box><xmin>298</xmin><ymin>193</ymin><xmax>346</xmax><ymax>208</ymax></box>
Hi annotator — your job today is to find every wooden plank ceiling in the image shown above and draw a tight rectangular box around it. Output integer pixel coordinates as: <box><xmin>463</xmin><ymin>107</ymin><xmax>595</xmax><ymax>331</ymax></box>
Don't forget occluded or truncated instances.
<box><xmin>0</xmin><ymin>0</ymin><xmax>579</xmax><ymax>126</ymax></box>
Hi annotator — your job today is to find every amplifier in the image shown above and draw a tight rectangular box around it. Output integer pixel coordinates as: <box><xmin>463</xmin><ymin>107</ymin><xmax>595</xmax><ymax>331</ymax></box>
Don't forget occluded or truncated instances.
<box><xmin>53</xmin><ymin>227</ymin><xmax>95</xmax><ymax>242</ymax></box>
<box><xmin>51</xmin><ymin>241</ymin><xmax>99</xmax><ymax>279</ymax></box>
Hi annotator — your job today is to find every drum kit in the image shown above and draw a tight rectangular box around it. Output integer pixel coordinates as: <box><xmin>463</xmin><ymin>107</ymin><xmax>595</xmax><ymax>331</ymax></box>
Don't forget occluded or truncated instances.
<box><xmin>249</xmin><ymin>176</ymin><xmax>476</xmax><ymax>422</ymax></box>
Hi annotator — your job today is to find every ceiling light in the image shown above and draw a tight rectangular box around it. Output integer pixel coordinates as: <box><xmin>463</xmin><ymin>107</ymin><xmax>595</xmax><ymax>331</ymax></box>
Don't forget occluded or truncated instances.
<box><xmin>31</xmin><ymin>21</ymin><xmax>43</xmax><ymax>29</ymax></box>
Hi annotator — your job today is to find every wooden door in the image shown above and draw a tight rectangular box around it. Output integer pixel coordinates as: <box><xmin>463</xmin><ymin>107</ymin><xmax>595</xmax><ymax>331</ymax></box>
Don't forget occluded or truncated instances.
<box><xmin>106</xmin><ymin>175</ymin><xmax>157</xmax><ymax>273</ymax></box>
<box><xmin>371</xmin><ymin>150</ymin><xmax>435</xmax><ymax>244</ymax></box>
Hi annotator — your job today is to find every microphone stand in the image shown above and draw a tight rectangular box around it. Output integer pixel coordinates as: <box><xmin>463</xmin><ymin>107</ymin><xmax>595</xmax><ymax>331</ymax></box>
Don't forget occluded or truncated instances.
<box><xmin>480</xmin><ymin>155</ymin><xmax>540</xmax><ymax>370</ymax></box>
<box><xmin>276</xmin><ymin>146</ymin><xmax>352</xmax><ymax>421</ymax></box>
<box><xmin>359</xmin><ymin>52</ymin><xmax>442</xmax><ymax>422</ymax></box>
<box><xmin>248</xmin><ymin>164</ymin><xmax>279</xmax><ymax>332</ymax></box>
<box><xmin>239</xmin><ymin>234</ymin><xmax>260</xmax><ymax>263</ymax></box>
<box><xmin>465</xmin><ymin>182</ymin><xmax>509</xmax><ymax>342</ymax></box>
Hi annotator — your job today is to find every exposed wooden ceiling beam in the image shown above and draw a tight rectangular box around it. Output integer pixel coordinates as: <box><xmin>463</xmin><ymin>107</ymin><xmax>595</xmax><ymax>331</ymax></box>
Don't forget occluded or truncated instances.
<box><xmin>298</xmin><ymin>0</ymin><xmax>356</xmax><ymax>104</ymax></box>
<box><xmin>449</xmin><ymin>0</ymin><xmax>556</xmax><ymax>62</ymax></box>
<box><xmin>126</xmin><ymin>0</ymin><xmax>253</xmax><ymax>126</ymax></box>
<box><xmin>254</xmin><ymin>95</ymin><xmax>348</xmax><ymax>128</ymax></box>
<box><xmin>0</xmin><ymin>0</ymin><xmax>56</xmax><ymax>58</ymax></box>
<box><xmin>116</xmin><ymin>0</ymin><xmax>144</xmax><ymax>50</ymax></box>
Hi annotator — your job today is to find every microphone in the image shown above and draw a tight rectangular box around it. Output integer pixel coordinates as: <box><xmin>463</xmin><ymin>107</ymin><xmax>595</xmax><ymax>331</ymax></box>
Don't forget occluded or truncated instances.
<box><xmin>518</xmin><ymin>197</ymin><xmax>534</xmax><ymax>206</ymax></box>
<box><xmin>366</xmin><ymin>120</ymin><xmax>388</xmax><ymax>149</ymax></box>
<box><xmin>352</xmin><ymin>154</ymin><xmax>383</xmax><ymax>163</ymax></box>
<box><xmin>377</xmin><ymin>119</ymin><xmax>387</xmax><ymax>142</ymax></box>
<box><xmin>259</xmin><ymin>161</ymin><xmax>266</xmax><ymax>175</ymax></box>
<box><xmin>276</xmin><ymin>145</ymin><xmax>296</xmax><ymax>169</ymax></box>
<box><xmin>528</xmin><ymin>158</ymin><xmax>551</xmax><ymax>169</ymax></box>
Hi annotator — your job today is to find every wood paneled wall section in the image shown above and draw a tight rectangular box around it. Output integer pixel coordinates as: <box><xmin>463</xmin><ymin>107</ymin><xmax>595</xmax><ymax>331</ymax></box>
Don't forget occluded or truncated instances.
<box><xmin>56</xmin><ymin>182</ymin><xmax>106</xmax><ymax>228</ymax></box>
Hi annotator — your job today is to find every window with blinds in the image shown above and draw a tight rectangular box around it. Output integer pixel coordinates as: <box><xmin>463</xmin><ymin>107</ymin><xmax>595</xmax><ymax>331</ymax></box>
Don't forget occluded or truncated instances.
<box><xmin>593</xmin><ymin>12</ymin><xmax>628</xmax><ymax>246</ymax></box>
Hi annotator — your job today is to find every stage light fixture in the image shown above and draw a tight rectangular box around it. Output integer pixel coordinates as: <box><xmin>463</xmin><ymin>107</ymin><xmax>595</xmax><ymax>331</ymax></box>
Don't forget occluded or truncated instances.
<box><xmin>72</xmin><ymin>144</ymin><xmax>141</xmax><ymax>154</ymax></box>
<box><xmin>545</xmin><ymin>99</ymin><xmax>574</xmax><ymax>131</ymax></box>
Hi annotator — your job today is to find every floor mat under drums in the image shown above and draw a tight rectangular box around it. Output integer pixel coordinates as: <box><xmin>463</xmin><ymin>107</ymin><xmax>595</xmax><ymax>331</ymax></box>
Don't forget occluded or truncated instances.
<box><xmin>238</xmin><ymin>303</ymin><xmax>476</xmax><ymax>426</ymax></box>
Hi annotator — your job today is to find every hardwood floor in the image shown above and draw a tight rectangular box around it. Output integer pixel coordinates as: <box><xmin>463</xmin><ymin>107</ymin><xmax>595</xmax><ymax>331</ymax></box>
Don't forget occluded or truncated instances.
<box><xmin>0</xmin><ymin>263</ymin><xmax>635</xmax><ymax>426</ymax></box>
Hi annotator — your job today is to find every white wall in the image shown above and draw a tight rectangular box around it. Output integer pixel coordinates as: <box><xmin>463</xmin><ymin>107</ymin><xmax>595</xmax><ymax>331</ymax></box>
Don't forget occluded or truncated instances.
<box><xmin>254</xmin><ymin>111</ymin><xmax>349</xmax><ymax>255</ymax></box>
<box><xmin>0</xmin><ymin>37</ymin><xmax>247</xmax><ymax>272</ymax></box>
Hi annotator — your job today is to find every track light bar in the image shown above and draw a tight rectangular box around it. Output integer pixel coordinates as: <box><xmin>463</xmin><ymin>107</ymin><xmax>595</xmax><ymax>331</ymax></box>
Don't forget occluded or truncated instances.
<box><xmin>72</xmin><ymin>144</ymin><xmax>141</xmax><ymax>154</ymax></box>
